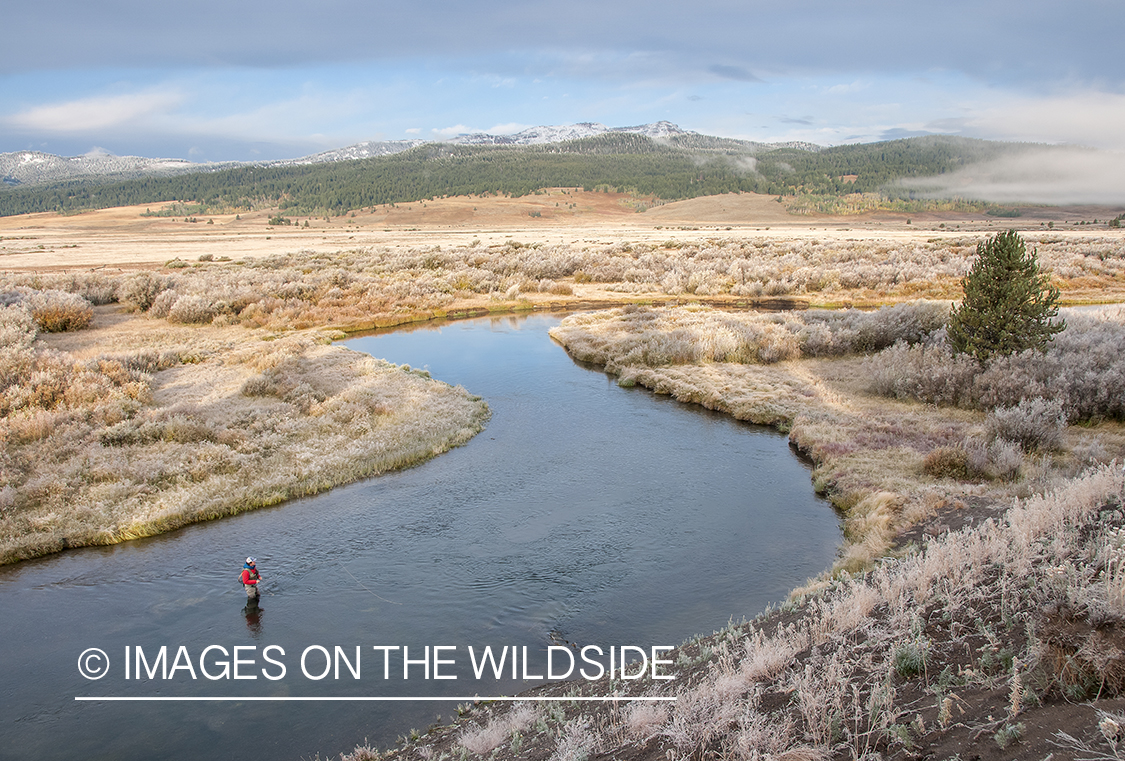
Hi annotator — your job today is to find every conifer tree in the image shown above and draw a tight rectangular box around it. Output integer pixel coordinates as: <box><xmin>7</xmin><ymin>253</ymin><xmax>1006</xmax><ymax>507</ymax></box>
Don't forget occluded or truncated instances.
<box><xmin>948</xmin><ymin>230</ymin><xmax>1064</xmax><ymax>361</ymax></box>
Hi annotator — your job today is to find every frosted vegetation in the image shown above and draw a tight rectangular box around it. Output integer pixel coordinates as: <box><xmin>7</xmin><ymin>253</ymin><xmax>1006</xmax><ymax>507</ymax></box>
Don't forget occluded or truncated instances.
<box><xmin>550</xmin><ymin>302</ymin><xmax>949</xmax><ymax>370</ymax></box>
<box><xmin>552</xmin><ymin>301</ymin><xmax>1125</xmax><ymax>425</ymax></box>
<box><xmin>4</xmin><ymin>234</ymin><xmax>1123</xmax><ymax>335</ymax></box>
<box><xmin>868</xmin><ymin>311</ymin><xmax>1125</xmax><ymax>422</ymax></box>
<box><xmin>0</xmin><ymin>299</ymin><xmax>488</xmax><ymax>564</ymax></box>
<box><xmin>3</xmin><ymin>231</ymin><xmax>1125</xmax><ymax>754</ymax></box>
<box><xmin>371</xmin><ymin>465</ymin><xmax>1125</xmax><ymax>761</ymax></box>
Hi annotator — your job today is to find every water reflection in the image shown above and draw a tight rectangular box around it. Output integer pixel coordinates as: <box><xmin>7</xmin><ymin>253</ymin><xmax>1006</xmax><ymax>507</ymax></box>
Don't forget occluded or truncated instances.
<box><xmin>242</xmin><ymin>599</ymin><xmax>263</xmax><ymax>638</ymax></box>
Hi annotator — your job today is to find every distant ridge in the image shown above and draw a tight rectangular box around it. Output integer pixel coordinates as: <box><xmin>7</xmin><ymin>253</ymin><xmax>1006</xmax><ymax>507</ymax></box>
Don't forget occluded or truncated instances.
<box><xmin>444</xmin><ymin>121</ymin><xmax>821</xmax><ymax>154</ymax></box>
<box><xmin>0</xmin><ymin>122</ymin><xmax>822</xmax><ymax>187</ymax></box>
<box><xmin>2</xmin><ymin>131</ymin><xmax>1069</xmax><ymax>217</ymax></box>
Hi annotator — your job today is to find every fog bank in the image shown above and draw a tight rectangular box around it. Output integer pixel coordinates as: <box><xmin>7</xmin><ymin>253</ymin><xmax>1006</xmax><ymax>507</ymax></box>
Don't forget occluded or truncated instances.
<box><xmin>900</xmin><ymin>147</ymin><xmax>1125</xmax><ymax>206</ymax></box>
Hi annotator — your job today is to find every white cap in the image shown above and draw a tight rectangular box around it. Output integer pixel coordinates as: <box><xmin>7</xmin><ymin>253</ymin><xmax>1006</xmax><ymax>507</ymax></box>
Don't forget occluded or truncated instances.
<box><xmin>246</xmin><ymin>557</ymin><xmax>256</xmax><ymax>564</ymax></box>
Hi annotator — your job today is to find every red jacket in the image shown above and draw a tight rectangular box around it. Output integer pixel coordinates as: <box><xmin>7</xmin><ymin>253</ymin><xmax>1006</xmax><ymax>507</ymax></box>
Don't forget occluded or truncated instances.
<box><xmin>241</xmin><ymin>568</ymin><xmax>260</xmax><ymax>586</ymax></box>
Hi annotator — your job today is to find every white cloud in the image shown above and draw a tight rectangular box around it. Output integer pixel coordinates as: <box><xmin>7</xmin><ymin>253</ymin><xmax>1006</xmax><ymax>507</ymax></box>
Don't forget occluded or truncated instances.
<box><xmin>824</xmin><ymin>80</ymin><xmax>870</xmax><ymax>96</ymax></box>
<box><xmin>5</xmin><ymin>90</ymin><xmax>184</xmax><ymax>133</ymax></box>
<box><xmin>405</xmin><ymin>127</ymin><xmax>421</xmax><ymax>134</ymax></box>
<box><xmin>432</xmin><ymin>124</ymin><xmax>471</xmax><ymax>137</ymax></box>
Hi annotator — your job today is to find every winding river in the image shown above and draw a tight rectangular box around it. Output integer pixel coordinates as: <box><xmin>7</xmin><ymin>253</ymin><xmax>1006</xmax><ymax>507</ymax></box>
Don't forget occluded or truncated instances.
<box><xmin>0</xmin><ymin>312</ymin><xmax>841</xmax><ymax>761</ymax></box>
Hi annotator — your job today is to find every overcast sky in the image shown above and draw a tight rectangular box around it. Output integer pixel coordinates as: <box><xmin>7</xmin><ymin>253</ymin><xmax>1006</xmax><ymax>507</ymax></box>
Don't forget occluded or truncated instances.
<box><xmin>2</xmin><ymin>0</ymin><xmax>1124</xmax><ymax>162</ymax></box>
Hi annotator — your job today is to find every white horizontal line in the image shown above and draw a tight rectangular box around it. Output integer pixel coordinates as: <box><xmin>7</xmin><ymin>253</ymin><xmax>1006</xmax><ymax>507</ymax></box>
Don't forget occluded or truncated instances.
<box><xmin>75</xmin><ymin>695</ymin><xmax>676</xmax><ymax>702</ymax></box>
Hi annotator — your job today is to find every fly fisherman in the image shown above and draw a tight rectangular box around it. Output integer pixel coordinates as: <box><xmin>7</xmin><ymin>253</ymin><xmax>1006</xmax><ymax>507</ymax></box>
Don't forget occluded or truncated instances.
<box><xmin>241</xmin><ymin>557</ymin><xmax>262</xmax><ymax>601</ymax></box>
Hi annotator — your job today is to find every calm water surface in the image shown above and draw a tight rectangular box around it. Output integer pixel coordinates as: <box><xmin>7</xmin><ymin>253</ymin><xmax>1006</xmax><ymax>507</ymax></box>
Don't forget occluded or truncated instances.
<box><xmin>0</xmin><ymin>313</ymin><xmax>840</xmax><ymax>761</ymax></box>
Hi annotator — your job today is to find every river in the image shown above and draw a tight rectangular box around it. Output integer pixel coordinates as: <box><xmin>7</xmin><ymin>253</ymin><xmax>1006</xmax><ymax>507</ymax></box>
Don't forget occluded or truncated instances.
<box><xmin>0</xmin><ymin>312</ymin><xmax>841</xmax><ymax>761</ymax></box>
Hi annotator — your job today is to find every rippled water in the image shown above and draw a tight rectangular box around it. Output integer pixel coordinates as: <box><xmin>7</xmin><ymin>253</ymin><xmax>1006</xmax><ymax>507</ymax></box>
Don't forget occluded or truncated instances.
<box><xmin>0</xmin><ymin>312</ymin><xmax>840</xmax><ymax>761</ymax></box>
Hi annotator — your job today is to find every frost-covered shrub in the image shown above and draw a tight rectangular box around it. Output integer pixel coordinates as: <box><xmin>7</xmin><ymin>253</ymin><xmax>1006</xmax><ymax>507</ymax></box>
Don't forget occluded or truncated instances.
<box><xmin>804</xmin><ymin>302</ymin><xmax>948</xmax><ymax>355</ymax></box>
<box><xmin>965</xmin><ymin>437</ymin><xmax>1024</xmax><ymax>481</ymax></box>
<box><xmin>148</xmin><ymin>289</ymin><xmax>178</xmax><ymax>319</ymax></box>
<box><xmin>0</xmin><ymin>304</ymin><xmax>37</xmax><ymax>351</ymax></box>
<box><xmin>868</xmin><ymin>310</ymin><xmax>1125</xmax><ymax>421</ymax></box>
<box><xmin>987</xmin><ymin>438</ymin><xmax>1025</xmax><ymax>480</ymax></box>
<box><xmin>0</xmin><ymin>306</ymin><xmax>38</xmax><ymax>392</ymax></box>
<box><xmin>167</xmin><ymin>294</ymin><xmax>217</xmax><ymax>324</ymax></box>
<box><xmin>865</xmin><ymin>342</ymin><xmax>978</xmax><ymax>406</ymax></box>
<box><xmin>985</xmin><ymin>397</ymin><xmax>1067</xmax><ymax>451</ymax></box>
<box><xmin>118</xmin><ymin>272</ymin><xmax>169</xmax><ymax>312</ymax></box>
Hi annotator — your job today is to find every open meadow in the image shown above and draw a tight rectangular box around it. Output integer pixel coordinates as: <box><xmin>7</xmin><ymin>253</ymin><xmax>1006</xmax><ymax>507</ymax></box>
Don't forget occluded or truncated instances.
<box><xmin>3</xmin><ymin>193</ymin><xmax>1125</xmax><ymax>758</ymax></box>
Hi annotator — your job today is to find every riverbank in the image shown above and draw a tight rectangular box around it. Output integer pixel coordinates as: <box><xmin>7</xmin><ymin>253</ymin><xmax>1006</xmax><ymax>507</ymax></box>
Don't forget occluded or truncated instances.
<box><xmin>0</xmin><ymin>304</ymin><xmax>489</xmax><ymax>565</ymax></box>
<box><xmin>341</xmin><ymin>464</ymin><xmax>1125</xmax><ymax>761</ymax></box>
<box><xmin>548</xmin><ymin>304</ymin><xmax>1125</xmax><ymax>574</ymax></box>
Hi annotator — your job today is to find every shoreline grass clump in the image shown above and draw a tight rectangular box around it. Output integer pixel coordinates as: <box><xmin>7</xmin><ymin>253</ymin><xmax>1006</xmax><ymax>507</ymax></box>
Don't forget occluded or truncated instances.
<box><xmin>0</xmin><ymin>307</ymin><xmax>489</xmax><ymax>565</ymax></box>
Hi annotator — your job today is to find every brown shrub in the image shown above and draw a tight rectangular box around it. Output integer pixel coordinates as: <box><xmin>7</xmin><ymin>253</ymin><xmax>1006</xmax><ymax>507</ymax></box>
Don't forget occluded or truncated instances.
<box><xmin>22</xmin><ymin>290</ymin><xmax>93</xmax><ymax>332</ymax></box>
<box><xmin>922</xmin><ymin>446</ymin><xmax>969</xmax><ymax>479</ymax></box>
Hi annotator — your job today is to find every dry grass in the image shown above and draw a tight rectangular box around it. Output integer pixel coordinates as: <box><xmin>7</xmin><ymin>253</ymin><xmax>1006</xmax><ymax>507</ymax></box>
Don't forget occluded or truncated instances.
<box><xmin>0</xmin><ymin>304</ymin><xmax>489</xmax><ymax>564</ymax></box>
<box><xmin>2</xmin><ymin>233</ymin><xmax>1123</xmax><ymax>337</ymax></box>
<box><xmin>4</xmin><ymin>216</ymin><xmax>1124</xmax><ymax>756</ymax></box>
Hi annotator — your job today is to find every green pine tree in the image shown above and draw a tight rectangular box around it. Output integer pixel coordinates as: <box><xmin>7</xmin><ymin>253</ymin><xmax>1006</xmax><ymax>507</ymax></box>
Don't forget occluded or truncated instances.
<box><xmin>948</xmin><ymin>230</ymin><xmax>1064</xmax><ymax>361</ymax></box>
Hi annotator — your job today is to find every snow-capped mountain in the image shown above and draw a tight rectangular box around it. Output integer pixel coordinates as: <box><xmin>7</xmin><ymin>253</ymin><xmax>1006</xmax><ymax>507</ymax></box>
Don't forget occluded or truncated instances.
<box><xmin>0</xmin><ymin>123</ymin><xmax>821</xmax><ymax>187</ymax></box>
<box><xmin>0</xmin><ymin>150</ymin><xmax>225</xmax><ymax>187</ymax></box>
<box><xmin>274</xmin><ymin>140</ymin><xmax>426</xmax><ymax>165</ymax></box>
<box><xmin>448</xmin><ymin>121</ymin><xmax>689</xmax><ymax>145</ymax></box>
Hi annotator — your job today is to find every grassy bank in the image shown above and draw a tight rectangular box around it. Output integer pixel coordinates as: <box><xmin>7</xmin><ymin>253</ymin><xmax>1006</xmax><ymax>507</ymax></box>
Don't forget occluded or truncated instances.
<box><xmin>549</xmin><ymin>303</ymin><xmax>1125</xmax><ymax>571</ymax></box>
<box><xmin>0</xmin><ymin>304</ymin><xmax>489</xmax><ymax>564</ymax></box>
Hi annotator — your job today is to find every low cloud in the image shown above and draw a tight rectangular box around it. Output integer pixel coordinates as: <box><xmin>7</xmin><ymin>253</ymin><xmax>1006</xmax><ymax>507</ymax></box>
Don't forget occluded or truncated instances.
<box><xmin>933</xmin><ymin>91</ymin><xmax>1125</xmax><ymax>152</ymax></box>
<box><xmin>732</xmin><ymin>156</ymin><xmax>758</xmax><ymax>174</ymax></box>
<box><xmin>902</xmin><ymin>147</ymin><xmax>1125</xmax><ymax>205</ymax></box>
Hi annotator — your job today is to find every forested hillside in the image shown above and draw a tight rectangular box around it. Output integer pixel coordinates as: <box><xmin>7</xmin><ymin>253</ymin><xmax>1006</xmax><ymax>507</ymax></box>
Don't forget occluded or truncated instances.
<box><xmin>0</xmin><ymin>134</ymin><xmax>1036</xmax><ymax>217</ymax></box>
